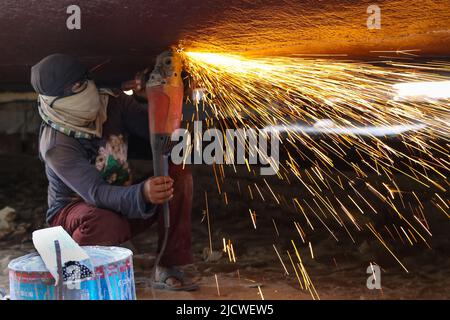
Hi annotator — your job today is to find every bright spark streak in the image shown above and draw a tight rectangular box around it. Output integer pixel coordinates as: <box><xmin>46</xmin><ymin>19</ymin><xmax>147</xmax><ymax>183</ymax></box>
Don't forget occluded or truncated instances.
<box><xmin>214</xmin><ymin>274</ymin><xmax>221</xmax><ymax>296</ymax></box>
<box><xmin>264</xmin><ymin>122</ymin><xmax>428</xmax><ymax>136</ymax></box>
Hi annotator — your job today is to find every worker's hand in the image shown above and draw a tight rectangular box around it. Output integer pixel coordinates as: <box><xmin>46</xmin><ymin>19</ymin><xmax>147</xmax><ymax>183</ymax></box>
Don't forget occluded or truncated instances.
<box><xmin>133</xmin><ymin>68</ymin><xmax>149</xmax><ymax>100</ymax></box>
<box><xmin>121</xmin><ymin>68</ymin><xmax>149</xmax><ymax>100</ymax></box>
<box><xmin>143</xmin><ymin>176</ymin><xmax>174</xmax><ymax>204</ymax></box>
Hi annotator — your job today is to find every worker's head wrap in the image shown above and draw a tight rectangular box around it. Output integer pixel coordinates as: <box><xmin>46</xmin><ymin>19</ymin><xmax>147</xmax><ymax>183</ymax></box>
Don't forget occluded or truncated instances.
<box><xmin>31</xmin><ymin>54</ymin><xmax>110</xmax><ymax>139</ymax></box>
<box><xmin>31</xmin><ymin>53</ymin><xmax>89</xmax><ymax>97</ymax></box>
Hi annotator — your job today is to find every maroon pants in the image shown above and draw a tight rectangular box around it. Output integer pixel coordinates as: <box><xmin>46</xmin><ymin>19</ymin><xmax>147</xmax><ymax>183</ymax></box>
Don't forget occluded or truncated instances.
<box><xmin>50</xmin><ymin>164</ymin><xmax>194</xmax><ymax>267</ymax></box>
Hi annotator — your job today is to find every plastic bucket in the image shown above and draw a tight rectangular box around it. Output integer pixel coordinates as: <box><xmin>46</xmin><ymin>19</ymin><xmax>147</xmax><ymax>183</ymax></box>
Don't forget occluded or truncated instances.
<box><xmin>8</xmin><ymin>246</ymin><xmax>136</xmax><ymax>300</ymax></box>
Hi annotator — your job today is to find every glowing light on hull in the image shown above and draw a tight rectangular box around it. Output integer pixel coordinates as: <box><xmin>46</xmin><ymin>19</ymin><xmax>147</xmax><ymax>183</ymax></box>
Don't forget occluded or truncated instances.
<box><xmin>394</xmin><ymin>80</ymin><xmax>450</xmax><ymax>99</ymax></box>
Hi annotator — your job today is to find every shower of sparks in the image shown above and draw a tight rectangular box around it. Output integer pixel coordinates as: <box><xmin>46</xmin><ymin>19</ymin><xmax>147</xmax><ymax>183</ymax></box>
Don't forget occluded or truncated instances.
<box><xmin>290</xmin><ymin>240</ymin><xmax>320</xmax><ymax>300</ymax></box>
<box><xmin>223</xmin><ymin>238</ymin><xmax>237</xmax><ymax>263</ymax></box>
<box><xmin>179</xmin><ymin>48</ymin><xmax>450</xmax><ymax>299</ymax></box>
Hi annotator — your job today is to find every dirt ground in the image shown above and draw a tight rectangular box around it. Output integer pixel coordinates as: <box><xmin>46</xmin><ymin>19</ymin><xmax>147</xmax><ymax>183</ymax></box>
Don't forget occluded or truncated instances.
<box><xmin>0</xmin><ymin>153</ymin><xmax>449</xmax><ymax>300</ymax></box>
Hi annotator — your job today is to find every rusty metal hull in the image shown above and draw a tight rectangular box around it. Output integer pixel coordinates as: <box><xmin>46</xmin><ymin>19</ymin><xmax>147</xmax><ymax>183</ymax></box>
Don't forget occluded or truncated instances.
<box><xmin>1</xmin><ymin>0</ymin><xmax>449</xmax><ymax>90</ymax></box>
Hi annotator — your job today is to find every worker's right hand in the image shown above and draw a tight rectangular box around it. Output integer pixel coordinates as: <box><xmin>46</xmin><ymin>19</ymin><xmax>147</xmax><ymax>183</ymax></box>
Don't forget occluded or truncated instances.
<box><xmin>143</xmin><ymin>176</ymin><xmax>174</xmax><ymax>204</ymax></box>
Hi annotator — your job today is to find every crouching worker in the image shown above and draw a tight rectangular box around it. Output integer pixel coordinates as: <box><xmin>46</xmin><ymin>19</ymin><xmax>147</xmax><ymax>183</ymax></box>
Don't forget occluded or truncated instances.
<box><xmin>31</xmin><ymin>53</ymin><xmax>198</xmax><ymax>291</ymax></box>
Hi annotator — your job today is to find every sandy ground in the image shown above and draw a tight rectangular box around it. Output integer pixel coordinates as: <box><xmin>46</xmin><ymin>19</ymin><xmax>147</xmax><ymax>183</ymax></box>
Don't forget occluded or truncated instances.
<box><xmin>0</xmin><ymin>154</ymin><xmax>449</xmax><ymax>300</ymax></box>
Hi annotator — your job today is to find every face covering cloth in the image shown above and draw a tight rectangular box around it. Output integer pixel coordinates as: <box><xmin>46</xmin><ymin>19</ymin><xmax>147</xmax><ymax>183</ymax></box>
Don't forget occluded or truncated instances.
<box><xmin>38</xmin><ymin>80</ymin><xmax>109</xmax><ymax>139</ymax></box>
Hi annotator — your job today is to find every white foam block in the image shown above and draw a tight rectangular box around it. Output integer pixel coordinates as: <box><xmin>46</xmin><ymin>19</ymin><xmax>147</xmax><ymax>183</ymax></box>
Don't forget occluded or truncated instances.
<box><xmin>32</xmin><ymin>226</ymin><xmax>90</xmax><ymax>284</ymax></box>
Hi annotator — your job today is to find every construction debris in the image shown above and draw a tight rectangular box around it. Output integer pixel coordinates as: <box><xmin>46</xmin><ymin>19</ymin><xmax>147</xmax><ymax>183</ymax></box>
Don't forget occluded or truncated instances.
<box><xmin>0</xmin><ymin>207</ymin><xmax>16</xmax><ymax>240</ymax></box>
<box><xmin>202</xmin><ymin>247</ymin><xmax>223</xmax><ymax>262</ymax></box>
